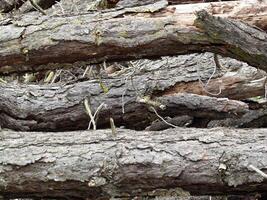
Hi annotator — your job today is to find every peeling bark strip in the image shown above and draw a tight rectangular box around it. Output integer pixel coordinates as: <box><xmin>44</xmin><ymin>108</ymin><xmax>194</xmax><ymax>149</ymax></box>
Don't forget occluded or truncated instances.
<box><xmin>0</xmin><ymin>1</ymin><xmax>266</xmax><ymax>73</ymax></box>
<box><xmin>0</xmin><ymin>128</ymin><xmax>266</xmax><ymax>199</ymax></box>
<box><xmin>0</xmin><ymin>53</ymin><xmax>258</xmax><ymax>131</ymax></box>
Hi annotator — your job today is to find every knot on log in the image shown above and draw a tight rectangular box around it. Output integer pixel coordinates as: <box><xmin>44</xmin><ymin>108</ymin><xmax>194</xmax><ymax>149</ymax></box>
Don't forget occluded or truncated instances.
<box><xmin>195</xmin><ymin>9</ymin><xmax>210</xmax><ymax>21</ymax></box>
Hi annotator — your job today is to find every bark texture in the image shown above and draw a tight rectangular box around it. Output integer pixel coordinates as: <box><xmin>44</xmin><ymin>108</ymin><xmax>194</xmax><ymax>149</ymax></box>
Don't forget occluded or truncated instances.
<box><xmin>0</xmin><ymin>128</ymin><xmax>266</xmax><ymax>199</ymax></box>
<box><xmin>0</xmin><ymin>1</ymin><xmax>267</xmax><ymax>199</ymax></box>
<box><xmin>208</xmin><ymin>107</ymin><xmax>267</xmax><ymax>128</ymax></box>
<box><xmin>0</xmin><ymin>0</ymin><xmax>266</xmax><ymax>74</ymax></box>
<box><xmin>2</xmin><ymin>53</ymin><xmax>263</xmax><ymax>131</ymax></box>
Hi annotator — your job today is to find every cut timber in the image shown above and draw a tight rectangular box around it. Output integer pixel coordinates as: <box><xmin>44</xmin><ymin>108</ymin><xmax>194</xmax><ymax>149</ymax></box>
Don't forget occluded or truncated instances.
<box><xmin>0</xmin><ymin>0</ymin><xmax>266</xmax><ymax>73</ymax></box>
<box><xmin>0</xmin><ymin>128</ymin><xmax>266</xmax><ymax>199</ymax></box>
<box><xmin>0</xmin><ymin>53</ymin><xmax>261</xmax><ymax>131</ymax></box>
<box><xmin>0</xmin><ymin>85</ymin><xmax>248</xmax><ymax>131</ymax></box>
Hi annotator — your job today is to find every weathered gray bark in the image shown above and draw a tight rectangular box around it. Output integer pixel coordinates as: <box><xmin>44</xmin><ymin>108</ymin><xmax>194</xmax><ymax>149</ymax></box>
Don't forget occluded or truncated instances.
<box><xmin>2</xmin><ymin>53</ymin><xmax>265</xmax><ymax>131</ymax></box>
<box><xmin>0</xmin><ymin>1</ymin><xmax>266</xmax><ymax>74</ymax></box>
<box><xmin>0</xmin><ymin>128</ymin><xmax>266</xmax><ymax>199</ymax></box>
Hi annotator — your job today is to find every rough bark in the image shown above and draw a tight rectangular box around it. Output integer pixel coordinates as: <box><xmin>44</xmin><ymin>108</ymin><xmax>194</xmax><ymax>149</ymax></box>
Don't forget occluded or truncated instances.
<box><xmin>208</xmin><ymin>107</ymin><xmax>267</xmax><ymax>128</ymax></box>
<box><xmin>0</xmin><ymin>128</ymin><xmax>266</xmax><ymax>199</ymax></box>
<box><xmin>0</xmin><ymin>0</ymin><xmax>266</xmax><ymax>74</ymax></box>
<box><xmin>2</xmin><ymin>53</ymin><xmax>264</xmax><ymax>131</ymax></box>
<box><xmin>157</xmin><ymin>58</ymin><xmax>267</xmax><ymax>100</ymax></box>
<box><xmin>0</xmin><ymin>91</ymin><xmax>248</xmax><ymax>131</ymax></box>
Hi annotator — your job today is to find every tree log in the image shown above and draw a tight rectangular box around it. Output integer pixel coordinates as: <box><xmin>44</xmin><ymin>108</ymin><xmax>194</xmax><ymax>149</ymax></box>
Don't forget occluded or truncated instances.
<box><xmin>2</xmin><ymin>53</ymin><xmax>263</xmax><ymax>131</ymax></box>
<box><xmin>0</xmin><ymin>82</ymin><xmax>248</xmax><ymax>131</ymax></box>
<box><xmin>0</xmin><ymin>0</ymin><xmax>266</xmax><ymax>74</ymax></box>
<box><xmin>0</xmin><ymin>128</ymin><xmax>266</xmax><ymax>199</ymax></box>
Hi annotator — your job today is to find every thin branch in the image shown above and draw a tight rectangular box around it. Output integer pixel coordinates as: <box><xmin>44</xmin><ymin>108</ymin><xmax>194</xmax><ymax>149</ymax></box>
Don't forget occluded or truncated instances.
<box><xmin>0</xmin><ymin>78</ymin><xmax>7</xmax><ymax>84</ymax></box>
<box><xmin>150</xmin><ymin>106</ymin><xmax>178</xmax><ymax>129</ymax></box>
<box><xmin>44</xmin><ymin>71</ymin><xmax>55</xmax><ymax>83</ymax></box>
<box><xmin>88</xmin><ymin>102</ymin><xmax>106</xmax><ymax>130</ymax></box>
<box><xmin>214</xmin><ymin>54</ymin><xmax>228</xmax><ymax>71</ymax></box>
<box><xmin>57</xmin><ymin>0</ymin><xmax>65</xmax><ymax>14</ymax></box>
<box><xmin>84</xmin><ymin>98</ymin><xmax>96</xmax><ymax>130</ymax></box>
<box><xmin>51</xmin><ymin>69</ymin><xmax>62</xmax><ymax>84</ymax></box>
<box><xmin>197</xmin><ymin>55</ymin><xmax>222</xmax><ymax>96</ymax></box>
<box><xmin>82</xmin><ymin>66</ymin><xmax>90</xmax><ymax>78</ymax></box>
<box><xmin>121</xmin><ymin>89</ymin><xmax>127</xmax><ymax>114</ymax></box>
<box><xmin>249</xmin><ymin>164</ymin><xmax>267</xmax><ymax>179</ymax></box>
<box><xmin>264</xmin><ymin>77</ymin><xmax>267</xmax><ymax>100</ymax></box>
<box><xmin>110</xmin><ymin>118</ymin><xmax>117</xmax><ymax>136</ymax></box>
<box><xmin>29</xmin><ymin>0</ymin><xmax>46</xmax><ymax>15</ymax></box>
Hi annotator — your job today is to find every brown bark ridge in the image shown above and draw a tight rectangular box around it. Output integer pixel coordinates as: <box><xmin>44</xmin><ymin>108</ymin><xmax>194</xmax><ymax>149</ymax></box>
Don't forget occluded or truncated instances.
<box><xmin>1</xmin><ymin>53</ymin><xmax>260</xmax><ymax>131</ymax></box>
<box><xmin>0</xmin><ymin>0</ymin><xmax>266</xmax><ymax>74</ymax></box>
<box><xmin>0</xmin><ymin>128</ymin><xmax>266</xmax><ymax>199</ymax></box>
